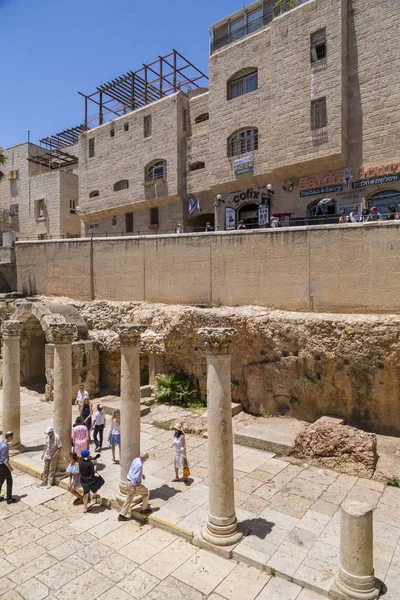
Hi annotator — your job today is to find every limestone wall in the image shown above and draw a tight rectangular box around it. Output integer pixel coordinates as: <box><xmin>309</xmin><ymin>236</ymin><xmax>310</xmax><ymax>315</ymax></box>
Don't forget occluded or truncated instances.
<box><xmin>15</xmin><ymin>221</ymin><xmax>400</xmax><ymax>313</ymax></box>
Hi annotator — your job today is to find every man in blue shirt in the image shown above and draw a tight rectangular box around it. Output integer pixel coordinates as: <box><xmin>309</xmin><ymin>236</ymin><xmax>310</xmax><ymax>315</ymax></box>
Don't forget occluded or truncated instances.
<box><xmin>0</xmin><ymin>431</ymin><xmax>16</xmax><ymax>504</ymax></box>
<box><xmin>118</xmin><ymin>451</ymin><xmax>151</xmax><ymax>521</ymax></box>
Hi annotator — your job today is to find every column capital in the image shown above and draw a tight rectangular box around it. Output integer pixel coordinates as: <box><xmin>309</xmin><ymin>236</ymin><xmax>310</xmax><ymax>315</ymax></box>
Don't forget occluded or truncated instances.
<box><xmin>197</xmin><ymin>327</ymin><xmax>237</xmax><ymax>355</ymax></box>
<box><xmin>114</xmin><ymin>324</ymin><xmax>146</xmax><ymax>346</ymax></box>
<box><xmin>2</xmin><ymin>320</ymin><xmax>20</xmax><ymax>338</ymax></box>
<box><xmin>45</xmin><ymin>323</ymin><xmax>75</xmax><ymax>344</ymax></box>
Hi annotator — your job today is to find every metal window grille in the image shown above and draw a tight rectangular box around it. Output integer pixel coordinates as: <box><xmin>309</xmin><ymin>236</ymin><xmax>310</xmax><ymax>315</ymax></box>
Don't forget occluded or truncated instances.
<box><xmin>311</xmin><ymin>29</ymin><xmax>326</xmax><ymax>62</ymax></box>
<box><xmin>88</xmin><ymin>138</ymin><xmax>95</xmax><ymax>158</ymax></box>
<box><xmin>228</xmin><ymin>71</ymin><xmax>258</xmax><ymax>100</ymax></box>
<box><xmin>229</xmin><ymin>129</ymin><xmax>258</xmax><ymax>157</ymax></box>
<box><xmin>311</xmin><ymin>99</ymin><xmax>327</xmax><ymax>130</ymax></box>
<box><xmin>144</xmin><ymin>115</ymin><xmax>152</xmax><ymax>138</ymax></box>
<box><xmin>114</xmin><ymin>180</ymin><xmax>129</xmax><ymax>191</ymax></box>
<box><xmin>150</xmin><ymin>207</ymin><xmax>159</xmax><ymax>225</ymax></box>
<box><xmin>146</xmin><ymin>161</ymin><xmax>167</xmax><ymax>183</ymax></box>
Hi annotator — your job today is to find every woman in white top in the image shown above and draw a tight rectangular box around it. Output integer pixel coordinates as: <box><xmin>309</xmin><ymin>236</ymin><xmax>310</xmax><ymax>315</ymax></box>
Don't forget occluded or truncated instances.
<box><xmin>171</xmin><ymin>423</ymin><xmax>187</xmax><ymax>481</ymax></box>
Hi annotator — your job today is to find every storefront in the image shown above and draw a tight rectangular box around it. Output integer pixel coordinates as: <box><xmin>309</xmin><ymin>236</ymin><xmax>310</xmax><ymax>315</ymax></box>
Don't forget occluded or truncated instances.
<box><xmin>216</xmin><ymin>186</ymin><xmax>271</xmax><ymax>229</ymax></box>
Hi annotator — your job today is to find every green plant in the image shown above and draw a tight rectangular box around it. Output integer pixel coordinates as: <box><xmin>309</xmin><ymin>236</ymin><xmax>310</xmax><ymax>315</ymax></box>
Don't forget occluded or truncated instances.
<box><xmin>0</xmin><ymin>150</ymin><xmax>7</xmax><ymax>182</ymax></box>
<box><xmin>295</xmin><ymin>376</ymin><xmax>317</xmax><ymax>390</ymax></box>
<box><xmin>270</xmin><ymin>567</ymin><xmax>276</xmax><ymax>577</ymax></box>
<box><xmin>155</xmin><ymin>373</ymin><xmax>202</xmax><ymax>408</ymax></box>
<box><xmin>231</xmin><ymin>381</ymin><xmax>240</xmax><ymax>391</ymax></box>
<box><xmin>387</xmin><ymin>476</ymin><xmax>400</xmax><ymax>487</ymax></box>
<box><xmin>258</xmin><ymin>404</ymin><xmax>273</xmax><ymax>418</ymax></box>
<box><xmin>274</xmin><ymin>0</ymin><xmax>301</xmax><ymax>11</ymax></box>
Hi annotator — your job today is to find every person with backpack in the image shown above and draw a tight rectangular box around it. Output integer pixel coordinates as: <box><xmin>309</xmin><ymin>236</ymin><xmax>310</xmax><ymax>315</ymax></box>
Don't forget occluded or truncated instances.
<box><xmin>79</xmin><ymin>449</ymin><xmax>104</xmax><ymax>513</ymax></box>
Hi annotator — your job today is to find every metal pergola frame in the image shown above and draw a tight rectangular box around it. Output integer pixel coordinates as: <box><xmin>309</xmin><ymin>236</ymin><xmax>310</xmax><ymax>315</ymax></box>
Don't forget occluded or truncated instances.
<box><xmin>40</xmin><ymin>124</ymin><xmax>88</xmax><ymax>151</ymax></box>
<box><xmin>79</xmin><ymin>49</ymin><xmax>208</xmax><ymax>128</ymax></box>
<box><xmin>27</xmin><ymin>148</ymin><xmax>78</xmax><ymax>170</ymax></box>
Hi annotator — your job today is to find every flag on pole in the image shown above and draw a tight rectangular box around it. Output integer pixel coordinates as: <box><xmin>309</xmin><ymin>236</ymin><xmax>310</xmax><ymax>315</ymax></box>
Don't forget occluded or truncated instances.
<box><xmin>189</xmin><ymin>197</ymin><xmax>197</xmax><ymax>215</ymax></box>
<box><xmin>197</xmin><ymin>197</ymin><xmax>201</xmax><ymax>212</ymax></box>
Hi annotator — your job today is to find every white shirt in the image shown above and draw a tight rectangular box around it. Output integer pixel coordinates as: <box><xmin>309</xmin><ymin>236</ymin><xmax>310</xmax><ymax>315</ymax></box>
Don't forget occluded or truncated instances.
<box><xmin>173</xmin><ymin>435</ymin><xmax>185</xmax><ymax>453</ymax></box>
<box><xmin>93</xmin><ymin>411</ymin><xmax>105</xmax><ymax>426</ymax></box>
<box><xmin>76</xmin><ymin>389</ymin><xmax>86</xmax><ymax>405</ymax></box>
<box><xmin>350</xmin><ymin>211</ymin><xmax>360</xmax><ymax>223</ymax></box>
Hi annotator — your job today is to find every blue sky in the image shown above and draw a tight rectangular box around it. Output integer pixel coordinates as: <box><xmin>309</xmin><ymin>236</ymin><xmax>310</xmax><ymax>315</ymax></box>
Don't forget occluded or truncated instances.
<box><xmin>0</xmin><ymin>0</ymin><xmax>244</xmax><ymax>149</ymax></box>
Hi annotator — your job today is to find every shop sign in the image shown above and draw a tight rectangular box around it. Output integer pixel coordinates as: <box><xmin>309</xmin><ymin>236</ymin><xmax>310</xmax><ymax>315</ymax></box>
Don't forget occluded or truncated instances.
<box><xmin>233</xmin><ymin>155</ymin><xmax>253</xmax><ymax>176</ymax></box>
<box><xmin>225</xmin><ymin>207</ymin><xmax>236</xmax><ymax>230</ymax></box>
<box><xmin>225</xmin><ymin>187</ymin><xmax>268</xmax><ymax>204</ymax></box>
<box><xmin>352</xmin><ymin>173</ymin><xmax>400</xmax><ymax>189</ymax></box>
<box><xmin>300</xmin><ymin>185</ymin><xmax>343</xmax><ymax>197</ymax></box>
<box><xmin>258</xmin><ymin>204</ymin><xmax>269</xmax><ymax>226</ymax></box>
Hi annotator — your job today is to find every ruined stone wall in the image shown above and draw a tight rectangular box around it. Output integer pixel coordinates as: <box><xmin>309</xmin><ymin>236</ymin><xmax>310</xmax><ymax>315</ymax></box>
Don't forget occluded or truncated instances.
<box><xmin>41</xmin><ymin>298</ymin><xmax>400</xmax><ymax>436</ymax></box>
<box><xmin>15</xmin><ymin>221</ymin><xmax>400</xmax><ymax>313</ymax></box>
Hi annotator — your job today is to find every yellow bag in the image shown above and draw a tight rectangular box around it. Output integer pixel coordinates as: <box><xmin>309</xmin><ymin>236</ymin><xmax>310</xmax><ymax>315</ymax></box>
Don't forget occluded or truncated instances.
<box><xmin>183</xmin><ymin>458</ymin><xmax>190</xmax><ymax>479</ymax></box>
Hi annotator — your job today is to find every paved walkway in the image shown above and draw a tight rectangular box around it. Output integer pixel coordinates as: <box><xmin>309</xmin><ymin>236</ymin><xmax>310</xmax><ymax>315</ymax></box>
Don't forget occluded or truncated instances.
<box><xmin>0</xmin><ymin>470</ymin><xmax>324</xmax><ymax>600</ymax></box>
<box><xmin>2</xmin><ymin>392</ymin><xmax>400</xmax><ymax>598</ymax></box>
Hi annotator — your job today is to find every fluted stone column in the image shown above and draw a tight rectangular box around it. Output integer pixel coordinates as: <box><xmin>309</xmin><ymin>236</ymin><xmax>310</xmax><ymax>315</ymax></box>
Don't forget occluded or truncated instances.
<box><xmin>46</xmin><ymin>323</ymin><xmax>74</xmax><ymax>471</ymax></box>
<box><xmin>198</xmin><ymin>327</ymin><xmax>243</xmax><ymax>546</ymax></box>
<box><xmin>332</xmin><ymin>499</ymin><xmax>379</xmax><ymax>600</ymax></box>
<box><xmin>115</xmin><ymin>324</ymin><xmax>145</xmax><ymax>503</ymax></box>
<box><xmin>2</xmin><ymin>321</ymin><xmax>21</xmax><ymax>451</ymax></box>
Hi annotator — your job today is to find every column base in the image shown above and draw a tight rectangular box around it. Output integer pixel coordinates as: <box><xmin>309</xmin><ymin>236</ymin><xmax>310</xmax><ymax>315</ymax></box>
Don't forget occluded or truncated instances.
<box><xmin>9</xmin><ymin>444</ymin><xmax>22</xmax><ymax>457</ymax></box>
<box><xmin>331</xmin><ymin>569</ymin><xmax>380</xmax><ymax>600</ymax></box>
<box><xmin>115</xmin><ymin>480</ymin><xmax>130</xmax><ymax>506</ymax></box>
<box><xmin>202</xmin><ymin>518</ymin><xmax>243</xmax><ymax>547</ymax></box>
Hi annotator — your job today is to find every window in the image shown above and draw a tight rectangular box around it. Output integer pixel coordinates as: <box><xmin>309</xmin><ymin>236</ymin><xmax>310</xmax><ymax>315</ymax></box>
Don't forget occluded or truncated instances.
<box><xmin>228</xmin><ymin>128</ymin><xmax>258</xmax><ymax>157</ymax></box>
<box><xmin>7</xmin><ymin>170</ymin><xmax>19</xmax><ymax>180</ymax></box>
<box><xmin>311</xmin><ymin>29</ymin><xmax>326</xmax><ymax>62</ymax></box>
<box><xmin>150</xmin><ymin>207</ymin><xmax>159</xmax><ymax>225</ymax></box>
<box><xmin>228</xmin><ymin>69</ymin><xmax>258</xmax><ymax>100</ymax></box>
<box><xmin>311</xmin><ymin>98</ymin><xmax>327</xmax><ymax>130</ymax></box>
<box><xmin>125</xmin><ymin>212</ymin><xmax>134</xmax><ymax>233</ymax></box>
<box><xmin>70</xmin><ymin>199</ymin><xmax>77</xmax><ymax>214</ymax></box>
<box><xmin>88</xmin><ymin>223</ymin><xmax>100</xmax><ymax>230</ymax></box>
<box><xmin>9</xmin><ymin>204</ymin><xmax>19</xmax><ymax>216</ymax></box>
<box><xmin>195</xmin><ymin>113</ymin><xmax>209</xmax><ymax>124</ymax></box>
<box><xmin>88</xmin><ymin>138</ymin><xmax>95</xmax><ymax>158</ymax></box>
<box><xmin>38</xmin><ymin>234</ymin><xmax>48</xmax><ymax>240</ymax></box>
<box><xmin>89</xmin><ymin>190</ymin><xmax>99</xmax><ymax>198</ymax></box>
<box><xmin>145</xmin><ymin>160</ymin><xmax>167</xmax><ymax>183</ymax></box>
<box><xmin>230</xmin><ymin>16</ymin><xmax>245</xmax><ymax>43</ymax></box>
<box><xmin>110</xmin><ymin>128</ymin><xmax>115</xmax><ymax>138</ymax></box>
<box><xmin>144</xmin><ymin>115</ymin><xmax>152</xmax><ymax>138</ymax></box>
<box><xmin>114</xmin><ymin>180</ymin><xmax>129</xmax><ymax>191</ymax></box>
<box><xmin>263</xmin><ymin>0</ymin><xmax>274</xmax><ymax>24</ymax></box>
<box><xmin>124</xmin><ymin>123</ymin><xmax>129</xmax><ymax>132</ymax></box>
<box><xmin>189</xmin><ymin>162</ymin><xmax>205</xmax><ymax>172</ymax></box>
<box><xmin>182</xmin><ymin>109</ymin><xmax>188</xmax><ymax>131</ymax></box>
<box><xmin>247</xmin><ymin>7</ymin><xmax>263</xmax><ymax>34</ymax></box>
<box><xmin>112</xmin><ymin>215</ymin><xmax>117</xmax><ymax>226</ymax></box>
<box><xmin>35</xmin><ymin>199</ymin><xmax>45</xmax><ymax>219</ymax></box>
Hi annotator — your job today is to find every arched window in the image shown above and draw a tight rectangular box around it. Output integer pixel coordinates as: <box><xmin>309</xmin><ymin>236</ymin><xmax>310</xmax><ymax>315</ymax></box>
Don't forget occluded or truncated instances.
<box><xmin>368</xmin><ymin>190</ymin><xmax>400</xmax><ymax>216</ymax></box>
<box><xmin>145</xmin><ymin>160</ymin><xmax>167</xmax><ymax>183</ymax></box>
<box><xmin>89</xmin><ymin>190</ymin><xmax>99</xmax><ymax>198</ymax></box>
<box><xmin>194</xmin><ymin>113</ymin><xmax>209</xmax><ymax>124</ymax></box>
<box><xmin>227</xmin><ymin>69</ymin><xmax>258</xmax><ymax>100</ymax></box>
<box><xmin>114</xmin><ymin>180</ymin><xmax>129</xmax><ymax>192</ymax></box>
<box><xmin>189</xmin><ymin>161</ymin><xmax>205</xmax><ymax>172</ymax></box>
<box><xmin>228</xmin><ymin>128</ymin><xmax>258</xmax><ymax>157</ymax></box>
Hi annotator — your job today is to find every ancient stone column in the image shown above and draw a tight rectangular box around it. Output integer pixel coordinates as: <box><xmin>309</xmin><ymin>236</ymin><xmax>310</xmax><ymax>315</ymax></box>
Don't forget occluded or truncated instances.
<box><xmin>2</xmin><ymin>321</ymin><xmax>21</xmax><ymax>450</ymax></box>
<box><xmin>115</xmin><ymin>324</ymin><xmax>146</xmax><ymax>502</ymax></box>
<box><xmin>332</xmin><ymin>499</ymin><xmax>379</xmax><ymax>600</ymax></box>
<box><xmin>197</xmin><ymin>327</ymin><xmax>243</xmax><ymax>546</ymax></box>
<box><xmin>46</xmin><ymin>323</ymin><xmax>74</xmax><ymax>471</ymax></box>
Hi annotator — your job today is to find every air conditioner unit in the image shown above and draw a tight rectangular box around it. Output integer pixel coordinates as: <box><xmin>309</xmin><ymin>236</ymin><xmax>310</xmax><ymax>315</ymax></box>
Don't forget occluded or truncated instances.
<box><xmin>7</xmin><ymin>170</ymin><xmax>19</xmax><ymax>180</ymax></box>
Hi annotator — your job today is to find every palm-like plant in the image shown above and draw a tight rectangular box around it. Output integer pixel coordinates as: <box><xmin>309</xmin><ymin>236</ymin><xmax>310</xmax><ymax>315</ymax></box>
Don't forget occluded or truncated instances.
<box><xmin>0</xmin><ymin>149</ymin><xmax>7</xmax><ymax>181</ymax></box>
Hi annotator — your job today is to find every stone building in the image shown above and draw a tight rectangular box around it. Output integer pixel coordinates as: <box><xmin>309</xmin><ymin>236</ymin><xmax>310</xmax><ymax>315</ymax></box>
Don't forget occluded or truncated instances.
<box><xmin>77</xmin><ymin>0</ymin><xmax>400</xmax><ymax>233</ymax></box>
<box><xmin>0</xmin><ymin>142</ymin><xmax>80</xmax><ymax>239</ymax></box>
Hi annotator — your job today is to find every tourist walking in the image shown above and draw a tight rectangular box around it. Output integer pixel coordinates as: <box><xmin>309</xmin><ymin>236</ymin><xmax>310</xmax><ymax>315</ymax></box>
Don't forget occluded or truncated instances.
<box><xmin>80</xmin><ymin>395</ymin><xmax>93</xmax><ymax>438</ymax></box>
<box><xmin>67</xmin><ymin>452</ymin><xmax>83</xmax><ymax>505</ymax></box>
<box><xmin>93</xmin><ymin>404</ymin><xmax>106</xmax><ymax>451</ymax></box>
<box><xmin>108</xmin><ymin>409</ymin><xmax>121</xmax><ymax>462</ymax></box>
<box><xmin>40</xmin><ymin>427</ymin><xmax>62</xmax><ymax>488</ymax></box>
<box><xmin>79</xmin><ymin>449</ymin><xmax>104</xmax><ymax>513</ymax></box>
<box><xmin>0</xmin><ymin>431</ymin><xmax>16</xmax><ymax>504</ymax></box>
<box><xmin>118</xmin><ymin>451</ymin><xmax>151</xmax><ymax>521</ymax></box>
<box><xmin>237</xmin><ymin>220</ymin><xmax>246</xmax><ymax>230</ymax></box>
<box><xmin>75</xmin><ymin>383</ymin><xmax>87</xmax><ymax>411</ymax></box>
<box><xmin>171</xmin><ymin>423</ymin><xmax>187</xmax><ymax>481</ymax></box>
<box><xmin>72</xmin><ymin>416</ymin><xmax>89</xmax><ymax>456</ymax></box>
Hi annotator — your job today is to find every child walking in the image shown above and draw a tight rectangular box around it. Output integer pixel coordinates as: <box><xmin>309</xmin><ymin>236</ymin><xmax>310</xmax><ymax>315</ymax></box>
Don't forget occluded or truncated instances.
<box><xmin>67</xmin><ymin>452</ymin><xmax>83</xmax><ymax>505</ymax></box>
<box><xmin>108</xmin><ymin>409</ymin><xmax>121</xmax><ymax>463</ymax></box>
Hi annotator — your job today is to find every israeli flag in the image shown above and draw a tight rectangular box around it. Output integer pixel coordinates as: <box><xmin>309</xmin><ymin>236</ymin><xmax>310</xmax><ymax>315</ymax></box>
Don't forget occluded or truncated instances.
<box><xmin>189</xmin><ymin>197</ymin><xmax>197</xmax><ymax>214</ymax></box>
<box><xmin>197</xmin><ymin>197</ymin><xmax>201</xmax><ymax>212</ymax></box>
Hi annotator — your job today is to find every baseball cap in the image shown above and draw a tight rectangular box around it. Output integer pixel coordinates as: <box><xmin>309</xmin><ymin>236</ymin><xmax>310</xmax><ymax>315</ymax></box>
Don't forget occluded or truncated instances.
<box><xmin>81</xmin><ymin>449</ymin><xmax>90</xmax><ymax>458</ymax></box>
<box><xmin>45</xmin><ymin>427</ymin><xmax>54</xmax><ymax>434</ymax></box>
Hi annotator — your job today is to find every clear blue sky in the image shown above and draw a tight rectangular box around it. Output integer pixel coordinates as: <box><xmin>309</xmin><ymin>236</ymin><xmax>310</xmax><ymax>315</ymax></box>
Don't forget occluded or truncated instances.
<box><xmin>0</xmin><ymin>0</ymin><xmax>245</xmax><ymax>149</ymax></box>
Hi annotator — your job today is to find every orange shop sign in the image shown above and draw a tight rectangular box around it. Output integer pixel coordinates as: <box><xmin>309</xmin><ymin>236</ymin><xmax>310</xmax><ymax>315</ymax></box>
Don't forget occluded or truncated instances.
<box><xmin>298</xmin><ymin>162</ymin><xmax>400</xmax><ymax>192</ymax></box>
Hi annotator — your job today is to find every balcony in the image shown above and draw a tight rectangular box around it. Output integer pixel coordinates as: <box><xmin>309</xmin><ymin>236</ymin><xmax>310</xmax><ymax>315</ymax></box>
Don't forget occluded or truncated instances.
<box><xmin>210</xmin><ymin>0</ymin><xmax>308</xmax><ymax>54</ymax></box>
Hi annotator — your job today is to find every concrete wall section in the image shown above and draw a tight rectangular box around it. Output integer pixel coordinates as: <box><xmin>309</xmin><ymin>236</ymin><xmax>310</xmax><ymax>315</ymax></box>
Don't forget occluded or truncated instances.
<box><xmin>15</xmin><ymin>222</ymin><xmax>400</xmax><ymax>313</ymax></box>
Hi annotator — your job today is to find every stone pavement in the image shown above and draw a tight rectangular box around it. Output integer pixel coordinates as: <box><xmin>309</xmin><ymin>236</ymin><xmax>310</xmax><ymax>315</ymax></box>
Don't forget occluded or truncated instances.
<box><xmin>2</xmin><ymin>392</ymin><xmax>400</xmax><ymax>598</ymax></box>
<box><xmin>0</xmin><ymin>469</ymin><xmax>325</xmax><ymax>600</ymax></box>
